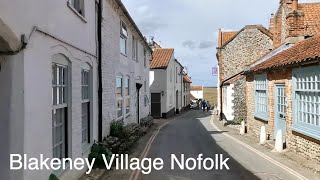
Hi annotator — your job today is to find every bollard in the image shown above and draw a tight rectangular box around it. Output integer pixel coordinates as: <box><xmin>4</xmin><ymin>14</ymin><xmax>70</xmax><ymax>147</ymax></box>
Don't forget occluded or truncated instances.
<box><xmin>259</xmin><ymin>126</ymin><xmax>267</xmax><ymax>144</ymax></box>
<box><xmin>240</xmin><ymin>121</ymin><xmax>245</xmax><ymax>135</ymax></box>
<box><xmin>275</xmin><ymin>129</ymin><xmax>283</xmax><ymax>152</ymax></box>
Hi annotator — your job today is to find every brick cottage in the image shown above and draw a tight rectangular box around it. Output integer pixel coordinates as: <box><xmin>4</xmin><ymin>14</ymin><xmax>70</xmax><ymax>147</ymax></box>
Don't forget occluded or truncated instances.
<box><xmin>245</xmin><ymin>0</ymin><xmax>320</xmax><ymax>162</ymax></box>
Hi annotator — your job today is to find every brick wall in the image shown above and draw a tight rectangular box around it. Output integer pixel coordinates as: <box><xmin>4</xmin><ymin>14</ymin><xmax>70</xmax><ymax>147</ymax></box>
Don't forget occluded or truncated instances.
<box><xmin>246</xmin><ymin>69</ymin><xmax>320</xmax><ymax>162</ymax></box>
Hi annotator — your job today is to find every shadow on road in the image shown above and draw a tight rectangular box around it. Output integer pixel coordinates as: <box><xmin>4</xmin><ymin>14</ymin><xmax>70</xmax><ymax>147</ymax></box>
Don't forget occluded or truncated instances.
<box><xmin>141</xmin><ymin>110</ymin><xmax>259</xmax><ymax>180</ymax></box>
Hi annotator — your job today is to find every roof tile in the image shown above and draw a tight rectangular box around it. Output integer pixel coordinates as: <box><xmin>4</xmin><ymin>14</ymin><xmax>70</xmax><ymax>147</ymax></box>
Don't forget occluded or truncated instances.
<box><xmin>250</xmin><ymin>35</ymin><xmax>320</xmax><ymax>72</ymax></box>
<box><xmin>150</xmin><ymin>48</ymin><xmax>174</xmax><ymax>69</ymax></box>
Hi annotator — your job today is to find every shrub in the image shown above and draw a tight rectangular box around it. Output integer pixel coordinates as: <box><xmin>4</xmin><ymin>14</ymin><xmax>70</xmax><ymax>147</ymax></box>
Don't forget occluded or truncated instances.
<box><xmin>230</xmin><ymin>117</ymin><xmax>244</xmax><ymax>125</ymax></box>
<box><xmin>88</xmin><ymin>143</ymin><xmax>113</xmax><ymax>168</ymax></box>
<box><xmin>49</xmin><ymin>174</ymin><xmax>59</xmax><ymax>180</ymax></box>
<box><xmin>110</xmin><ymin>120</ymin><xmax>125</xmax><ymax>138</ymax></box>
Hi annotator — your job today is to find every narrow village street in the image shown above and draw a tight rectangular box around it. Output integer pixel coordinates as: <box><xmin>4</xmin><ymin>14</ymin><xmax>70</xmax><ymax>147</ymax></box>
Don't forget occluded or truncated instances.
<box><xmin>137</xmin><ymin>110</ymin><xmax>319</xmax><ymax>180</ymax></box>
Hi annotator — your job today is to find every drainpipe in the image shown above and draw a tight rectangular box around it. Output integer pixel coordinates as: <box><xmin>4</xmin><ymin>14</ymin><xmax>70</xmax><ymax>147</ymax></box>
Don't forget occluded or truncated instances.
<box><xmin>136</xmin><ymin>83</ymin><xmax>143</xmax><ymax>123</ymax></box>
<box><xmin>97</xmin><ymin>0</ymin><xmax>103</xmax><ymax>142</ymax></box>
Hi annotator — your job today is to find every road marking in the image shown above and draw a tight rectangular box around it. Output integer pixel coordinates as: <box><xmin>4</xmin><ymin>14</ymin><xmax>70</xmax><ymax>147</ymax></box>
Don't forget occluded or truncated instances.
<box><xmin>129</xmin><ymin>111</ymin><xmax>192</xmax><ymax>180</ymax></box>
<box><xmin>210</xmin><ymin>116</ymin><xmax>309</xmax><ymax>180</ymax></box>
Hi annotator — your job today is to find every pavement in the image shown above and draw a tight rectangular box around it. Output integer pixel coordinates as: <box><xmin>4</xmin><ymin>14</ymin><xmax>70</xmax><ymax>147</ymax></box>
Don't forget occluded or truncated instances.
<box><xmin>138</xmin><ymin>110</ymin><xmax>320</xmax><ymax>180</ymax></box>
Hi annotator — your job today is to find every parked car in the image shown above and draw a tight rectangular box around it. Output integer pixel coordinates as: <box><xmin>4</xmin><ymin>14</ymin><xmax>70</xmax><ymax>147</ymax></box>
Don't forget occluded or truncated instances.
<box><xmin>190</xmin><ymin>101</ymin><xmax>198</xmax><ymax>109</ymax></box>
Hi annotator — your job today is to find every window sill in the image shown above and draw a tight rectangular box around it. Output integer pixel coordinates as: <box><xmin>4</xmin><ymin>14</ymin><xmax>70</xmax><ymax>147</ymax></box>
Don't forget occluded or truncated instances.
<box><xmin>67</xmin><ymin>2</ymin><xmax>87</xmax><ymax>23</ymax></box>
<box><xmin>125</xmin><ymin>113</ymin><xmax>131</xmax><ymax>118</ymax></box>
<box><xmin>121</xmin><ymin>53</ymin><xmax>127</xmax><ymax>57</ymax></box>
<box><xmin>116</xmin><ymin>116</ymin><xmax>124</xmax><ymax>121</ymax></box>
<box><xmin>292</xmin><ymin>124</ymin><xmax>320</xmax><ymax>141</ymax></box>
<box><xmin>254</xmin><ymin>114</ymin><xmax>268</xmax><ymax>122</ymax></box>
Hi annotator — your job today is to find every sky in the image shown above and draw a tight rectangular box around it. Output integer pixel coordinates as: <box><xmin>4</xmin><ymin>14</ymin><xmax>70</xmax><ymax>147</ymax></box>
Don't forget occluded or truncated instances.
<box><xmin>122</xmin><ymin>0</ymin><xmax>318</xmax><ymax>87</ymax></box>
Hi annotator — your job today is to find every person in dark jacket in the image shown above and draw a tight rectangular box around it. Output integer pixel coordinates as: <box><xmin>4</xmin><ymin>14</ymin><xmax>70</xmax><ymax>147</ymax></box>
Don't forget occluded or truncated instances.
<box><xmin>201</xmin><ymin>100</ymin><xmax>207</xmax><ymax>112</ymax></box>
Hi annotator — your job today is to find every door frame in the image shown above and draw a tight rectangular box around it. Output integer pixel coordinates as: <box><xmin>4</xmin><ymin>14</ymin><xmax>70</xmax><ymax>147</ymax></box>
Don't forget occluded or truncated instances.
<box><xmin>274</xmin><ymin>83</ymin><xmax>287</xmax><ymax>143</ymax></box>
<box><xmin>151</xmin><ymin>93</ymin><xmax>162</xmax><ymax>118</ymax></box>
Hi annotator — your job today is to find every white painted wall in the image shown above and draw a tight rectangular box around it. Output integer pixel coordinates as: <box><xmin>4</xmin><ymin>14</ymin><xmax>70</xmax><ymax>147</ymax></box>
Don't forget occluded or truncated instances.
<box><xmin>101</xmin><ymin>0</ymin><xmax>152</xmax><ymax>136</ymax></box>
<box><xmin>0</xmin><ymin>1</ymin><xmax>98</xmax><ymax>180</ymax></box>
<box><xmin>174</xmin><ymin>60</ymin><xmax>183</xmax><ymax>112</ymax></box>
<box><xmin>0</xmin><ymin>0</ymin><xmax>96</xmax><ymax>55</ymax></box>
<box><xmin>191</xmin><ymin>90</ymin><xmax>203</xmax><ymax>99</ymax></box>
<box><xmin>222</xmin><ymin>84</ymin><xmax>234</xmax><ymax>121</ymax></box>
<box><xmin>149</xmin><ymin>52</ymin><xmax>178</xmax><ymax>115</ymax></box>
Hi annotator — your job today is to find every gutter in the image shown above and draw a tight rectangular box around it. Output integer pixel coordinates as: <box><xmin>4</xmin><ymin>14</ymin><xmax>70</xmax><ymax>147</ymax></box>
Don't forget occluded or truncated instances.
<box><xmin>97</xmin><ymin>0</ymin><xmax>103</xmax><ymax>142</ymax></box>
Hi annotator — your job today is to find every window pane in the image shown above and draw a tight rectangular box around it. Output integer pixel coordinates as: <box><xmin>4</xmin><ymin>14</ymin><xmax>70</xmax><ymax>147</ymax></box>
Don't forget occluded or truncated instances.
<box><xmin>116</xmin><ymin>77</ymin><xmax>122</xmax><ymax>97</ymax></box>
<box><xmin>125</xmin><ymin>78</ymin><xmax>129</xmax><ymax>96</ymax></box>
<box><xmin>82</xmin><ymin>102</ymin><xmax>89</xmax><ymax>144</ymax></box>
<box><xmin>52</xmin><ymin>108</ymin><xmax>66</xmax><ymax>160</ymax></box>
<box><xmin>126</xmin><ymin>98</ymin><xmax>130</xmax><ymax>114</ymax></box>
<box><xmin>117</xmin><ymin>100</ymin><xmax>122</xmax><ymax>117</ymax></box>
<box><xmin>120</xmin><ymin>37</ymin><xmax>126</xmax><ymax>55</ymax></box>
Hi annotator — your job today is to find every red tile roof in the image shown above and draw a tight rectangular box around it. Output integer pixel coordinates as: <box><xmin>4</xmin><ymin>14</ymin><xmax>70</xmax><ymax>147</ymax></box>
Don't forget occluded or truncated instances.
<box><xmin>150</xmin><ymin>48</ymin><xmax>174</xmax><ymax>69</ymax></box>
<box><xmin>183</xmin><ymin>75</ymin><xmax>192</xmax><ymax>83</ymax></box>
<box><xmin>300</xmin><ymin>3</ymin><xmax>320</xmax><ymax>36</ymax></box>
<box><xmin>190</xmin><ymin>86</ymin><xmax>203</xmax><ymax>91</ymax></box>
<box><xmin>221</xmin><ymin>32</ymin><xmax>237</xmax><ymax>47</ymax></box>
<box><xmin>250</xmin><ymin>35</ymin><xmax>320</xmax><ymax>72</ymax></box>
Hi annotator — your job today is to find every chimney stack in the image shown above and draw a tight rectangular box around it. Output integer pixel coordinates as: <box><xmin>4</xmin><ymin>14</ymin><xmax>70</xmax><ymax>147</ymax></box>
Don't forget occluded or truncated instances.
<box><xmin>292</xmin><ymin>0</ymin><xmax>298</xmax><ymax>11</ymax></box>
<box><xmin>269</xmin><ymin>14</ymin><xmax>275</xmax><ymax>35</ymax></box>
<box><xmin>218</xmin><ymin>28</ymin><xmax>222</xmax><ymax>48</ymax></box>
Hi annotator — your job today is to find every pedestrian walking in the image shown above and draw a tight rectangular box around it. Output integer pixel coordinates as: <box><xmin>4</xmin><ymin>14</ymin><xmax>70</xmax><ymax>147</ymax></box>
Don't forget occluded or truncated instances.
<box><xmin>201</xmin><ymin>100</ymin><xmax>207</xmax><ymax>112</ymax></box>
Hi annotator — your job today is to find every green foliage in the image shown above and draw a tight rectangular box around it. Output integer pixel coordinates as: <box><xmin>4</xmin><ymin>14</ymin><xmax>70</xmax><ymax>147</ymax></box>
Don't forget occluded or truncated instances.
<box><xmin>88</xmin><ymin>143</ymin><xmax>113</xmax><ymax>168</ymax></box>
<box><xmin>110</xmin><ymin>120</ymin><xmax>130</xmax><ymax>139</ymax></box>
<box><xmin>110</xmin><ymin>120</ymin><xmax>125</xmax><ymax>138</ymax></box>
<box><xmin>230</xmin><ymin>117</ymin><xmax>244</xmax><ymax>125</ymax></box>
<box><xmin>49</xmin><ymin>174</ymin><xmax>59</xmax><ymax>180</ymax></box>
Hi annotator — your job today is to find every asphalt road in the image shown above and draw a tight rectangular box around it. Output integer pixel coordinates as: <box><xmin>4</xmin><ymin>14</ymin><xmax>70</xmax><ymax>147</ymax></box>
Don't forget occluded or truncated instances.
<box><xmin>139</xmin><ymin>110</ymin><xmax>311</xmax><ymax>180</ymax></box>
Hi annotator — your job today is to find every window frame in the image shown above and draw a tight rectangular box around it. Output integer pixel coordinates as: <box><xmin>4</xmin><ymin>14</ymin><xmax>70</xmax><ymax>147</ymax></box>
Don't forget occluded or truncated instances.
<box><xmin>81</xmin><ymin>69</ymin><xmax>91</xmax><ymax>149</ymax></box>
<box><xmin>116</xmin><ymin>76</ymin><xmax>123</xmax><ymax>118</ymax></box>
<box><xmin>292</xmin><ymin>66</ymin><xmax>320</xmax><ymax>140</ymax></box>
<box><xmin>52</xmin><ymin>62</ymin><xmax>69</xmax><ymax>169</ymax></box>
<box><xmin>125</xmin><ymin>76</ymin><xmax>130</xmax><ymax>115</ymax></box>
<box><xmin>132</xmin><ymin>36</ymin><xmax>138</xmax><ymax>61</ymax></box>
<box><xmin>222</xmin><ymin>86</ymin><xmax>228</xmax><ymax>107</ymax></box>
<box><xmin>68</xmin><ymin>0</ymin><xmax>85</xmax><ymax>19</ymax></box>
<box><xmin>120</xmin><ymin>21</ymin><xmax>128</xmax><ymax>56</ymax></box>
<box><xmin>254</xmin><ymin>74</ymin><xmax>268</xmax><ymax>121</ymax></box>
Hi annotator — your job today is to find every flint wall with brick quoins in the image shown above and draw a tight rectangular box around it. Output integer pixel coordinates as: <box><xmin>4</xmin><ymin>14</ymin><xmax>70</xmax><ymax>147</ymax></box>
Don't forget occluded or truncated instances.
<box><xmin>246</xmin><ymin>68</ymin><xmax>320</xmax><ymax>162</ymax></box>
<box><xmin>219</xmin><ymin>28</ymin><xmax>272</xmax><ymax>121</ymax></box>
<box><xmin>220</xmin><ymin>28</ymin><xmax>273</xmax><ymax>81</ymax></box>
